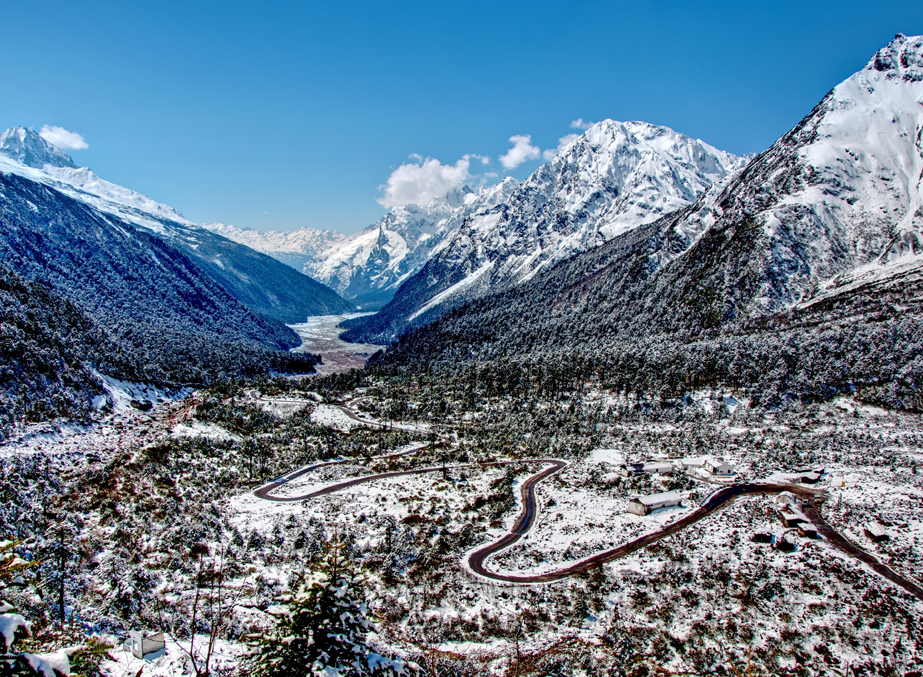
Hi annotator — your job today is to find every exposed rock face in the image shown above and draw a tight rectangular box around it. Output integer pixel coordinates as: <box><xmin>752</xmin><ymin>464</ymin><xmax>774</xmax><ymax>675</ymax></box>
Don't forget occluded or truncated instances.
<box><xmin>347</xmin><ymin>120</ymin><xmax>748</xmax><ymax>341</ymax></box>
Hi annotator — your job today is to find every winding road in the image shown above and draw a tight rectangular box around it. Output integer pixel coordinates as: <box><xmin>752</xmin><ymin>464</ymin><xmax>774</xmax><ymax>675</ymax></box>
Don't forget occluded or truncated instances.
<box><xmin>252</xmin><ymin>405</ymin><xmax>923</xmax><ymax>598</ymax></box>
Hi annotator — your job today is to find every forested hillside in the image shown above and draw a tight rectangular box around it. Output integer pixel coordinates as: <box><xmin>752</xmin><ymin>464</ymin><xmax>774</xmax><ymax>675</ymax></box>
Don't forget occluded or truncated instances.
<box><xmin>0</xmin><ymin>127</ymin><xmax>355</xmax><ymax>324</ymax></box>
<box><xmin>0</xmin><ymin>269</ymin><xmax>114</xmax><ymax>432</ymax></box>
<box><xmin>372</xmin><ymin>204</ymin><xmax>923</xmax><ymax>411</ymax></box>
<box><xmin>164</xmin><ymin>222</ymin><xmax>355</xmax><ymax>323</ymax></box>
<box><xmin>0</xmin><ymin>173</ymin><xmax>322</xmax><ymax>434</ymax></box>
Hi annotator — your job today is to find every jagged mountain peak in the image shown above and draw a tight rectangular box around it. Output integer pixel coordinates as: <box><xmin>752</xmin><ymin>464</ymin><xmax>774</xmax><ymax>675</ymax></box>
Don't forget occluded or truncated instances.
<box><xmin>868</xmin><ymin>33</ymin><xmax>923</xmax><ymax>81</ymax></box>
<box><xmin>436</xmin><ymin>184</ymin><xmax>475</xmax><ymax>208</ymax></box>
<box><xmin>0</xmin><ymin>126</ymin><xmax>78</xmax><ymax>170</ymax></box>
<box><xmin>342</xmin><ymin>119</ymin><xmax>748</xmax><ymax>342</ymax></box>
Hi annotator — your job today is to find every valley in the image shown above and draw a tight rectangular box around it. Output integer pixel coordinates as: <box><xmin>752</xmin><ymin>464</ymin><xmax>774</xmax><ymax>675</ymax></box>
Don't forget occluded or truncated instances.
<box><xmin>1</xmin><ymin>27</ymin><xmax>923</xmax><ymax>677</ymax></box>
<box><xmin>288</xmin><ymin>314</ymin><xmax>386</xmax><ymax>375</ymax></box>
<box><xmin>3</xmin><ymin>375</ymin><xmax>922</xmax><ymax>675</ymax></box>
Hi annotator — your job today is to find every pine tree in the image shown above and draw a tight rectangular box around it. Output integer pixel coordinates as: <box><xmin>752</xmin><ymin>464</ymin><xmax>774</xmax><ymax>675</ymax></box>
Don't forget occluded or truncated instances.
<box><xmin>246</xmin><ymin>536</ymin><xmax>410</xmax><ymax>676</ymax></box>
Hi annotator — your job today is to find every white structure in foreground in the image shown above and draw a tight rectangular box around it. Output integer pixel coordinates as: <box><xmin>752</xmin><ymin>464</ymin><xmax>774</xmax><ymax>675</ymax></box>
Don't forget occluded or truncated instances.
<box><xmin>124</xmin><ymin>631</ymin><xmax>165</xmax><ymax>659</ymax></box>
<box><xmin>704</xmin><ymin>458</ymin><xmax>736</xmax><ymax>476</ymax></box>
<box><xmin>627</xmin><ymin>491</ymin><xmax>682</xmax><ymax>516</ymax></box>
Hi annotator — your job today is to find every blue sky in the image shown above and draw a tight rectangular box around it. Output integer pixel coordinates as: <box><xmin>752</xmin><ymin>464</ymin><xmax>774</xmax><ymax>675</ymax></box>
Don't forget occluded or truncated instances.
<box><xmin>3</xmin><ymin>0</ymin><xmax>922</xmax><ymax>233</ymax></box>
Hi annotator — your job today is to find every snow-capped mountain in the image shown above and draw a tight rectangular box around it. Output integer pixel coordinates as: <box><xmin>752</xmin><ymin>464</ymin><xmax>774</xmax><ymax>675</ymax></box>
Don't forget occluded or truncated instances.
<box><xmin>364</xmin><ymin>33</ymin><xmax>923</xmax><ymax>356</ymax></box>
<box><xmin>0</xmin><ymin>126</ymin><xmax>77</xmax><ymax>170</ymax></box>
<box><xmin>0</xmin><ymin>128</ymin><xmax>353</xmax><ymax>322</ymax></box>
<box><xmin>637</xmin><ymin>32</ymin><xmax>923</xmax><ymax>326</ymax></box>
<box><xmin>344</xmin><ymin>120</ymin><xmax>749</xmax><ymax>342</ymax></box>
<box><xmin>207</xmin><ymin>179</ymin><xmax>520</xmax><ymax>309</ymax></box>
<box><xmin>0</xmin><ymin>127</ymin><xmax>191</xmax><ymax>230</ymax></box>
<box><xmin>203</xmin><ymin>223</ymin><xmax>351</xmax><ymax>277</ymax></box>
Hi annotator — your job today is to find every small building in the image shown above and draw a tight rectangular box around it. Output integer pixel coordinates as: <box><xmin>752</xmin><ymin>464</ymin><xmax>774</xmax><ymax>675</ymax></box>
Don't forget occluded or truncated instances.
<box><xmin>643</xmin><ymin>462</ymin><xmax>673</xmax><ymax>475</ymax></box>
<box><xmin>677</xmin><ymin>456</ymin><xmax>709</xmax><ymax>471</ymax></box>
<box><xmin>704</xmin><ymin>458</ymin><xmax>736</xmax><ymax>476</ymax></box>
<box><xmin>751</xmin><ymin>531</ymin><xmax>774</xmax><ymax>544</ymax></box>
<box><xmin>619</xmin><ymin>462</ymin><xmax>673</xmax><ymax>478</ymax></box>
<box><xmin>797</xmin><ymin>524</ymin><xmax>818</xmax><ymax>539</ymax></box>
<box><xmin>778</xmin><ymin>508</ymin><xmax>808</xmax><ymax>528</ymax></box>
<box><xmin>627</xmin><ymin>491</ymin><xmax>682</xmax><ymax>516</ymax></box>
<box><xmin>864</xmin><ymin>522</ymin><xmax>891</xmax><ymax>543</ymax></box>
<box><xmin>124</xmin><ymin>631</ymin><xmax>165</xmax><ymax>659</ymax></box>
<box><xmin>775</xmin><ymin>491</ymin><xmax>797</xmax><ymax>506</ymax></box>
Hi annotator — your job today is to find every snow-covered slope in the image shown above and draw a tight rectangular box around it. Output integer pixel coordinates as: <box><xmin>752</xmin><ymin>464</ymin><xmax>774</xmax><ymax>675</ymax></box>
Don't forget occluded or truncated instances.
<box><xmin>0</xmin><ymin>127</ymin><xmax>77</xmax><ymax>170</ymax></box>
<box><xmin>0</xmin><ymin>127</ymin><xmax>191</xmax><ymax>232</ymax></box>
<box><xmin>0</xmin><ymin>129</ymin><xmax>353</xmax><ymax>322</ymax></box>
<box><xmin>345</xmin><ymin>121</ymin><xmax>748</xmax><ymax>341</ymax></box>
<box><xmin>642</xmin><ymin>32</ymin><xmax>923</xmax><ymax>323</ymax></box>
<box><xmin>362</xmin><ymin>33</ymin><xmax>923</xmax><ymax>356</ymax></box>
<box><xmin>206</xmin><ymin>179</ymin><xmax>520</xmax><ymax>309</ymax></box>
<box><xmin>204</xmin><ymin>222</ymin><xmax>351</xmax><ymax>275</ymax></box>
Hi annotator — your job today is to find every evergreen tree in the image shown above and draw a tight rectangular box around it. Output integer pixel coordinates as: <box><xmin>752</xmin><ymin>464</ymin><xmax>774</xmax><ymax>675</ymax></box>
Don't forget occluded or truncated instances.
<box><xmin>246</xmin><ymin>537</ymin><xmax>410</xmax><ymax>677</ymax></box>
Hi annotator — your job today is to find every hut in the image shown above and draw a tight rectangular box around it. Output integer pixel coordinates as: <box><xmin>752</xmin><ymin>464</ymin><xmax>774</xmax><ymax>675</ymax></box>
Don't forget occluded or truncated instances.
<box><xmin>619</xmin><ymin>462</ymin><xmax>673</xmax><ymax>478</ymax></box>
<box><xmin>864</xmin><ymin>522</ymin><xmax>891</xmax><ymax>543</ymax></box>
<box><xmin>778</xmin><ymin>507</ymin><xmax>808</xmax><ymax>528</ymax></box>
<box><xmin>124</xmin><ymin>631</ymin><xmax>165</xmax><ymax>659</ymax></box>
<box><xmin>704</xmin><ymin>458</ymin><xmax>736</xmax><ymax>476</ymax></box>
<box><xmin>627</xmin><ymin>491</ymin><xmax>682</xmax><ymax>516</ymax></box>
<box><xmin>677</xmin><ymin>456</ymin><xmax>709</xmax><ymax>471</ymax></box>
<box><xmin>797</xmin><ymin>523</ymin><xmax>818</xmax><ymax>539</ymax></box>
<box><xmin>775</xmin><ymin>491</ymin><xmax>797</xmax><ymax>506</ymax></box>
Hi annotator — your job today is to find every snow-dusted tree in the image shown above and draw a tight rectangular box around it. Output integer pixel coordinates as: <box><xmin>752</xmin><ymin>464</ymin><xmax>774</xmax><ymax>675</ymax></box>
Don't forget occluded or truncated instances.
<box><xmin>246</xmin><ymin>537</ymin><xmax>410</xmax><ymax>677</ymax></box>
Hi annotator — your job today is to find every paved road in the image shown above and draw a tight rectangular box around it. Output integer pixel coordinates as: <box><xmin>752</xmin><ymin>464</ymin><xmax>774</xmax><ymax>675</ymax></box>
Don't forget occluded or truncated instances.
<box><xmin>468</xmin><ymin>481</ymin><xmax>821</xmax><ymax>583</ymax></box>
<box><xmin>802</xmin><ymin>503</ymin><xmax>923</xmax><ymax>602</ymax></box>
<box><xmin>254</xmin><ymin>457</ymin><xmax>564</xmax><ymax>503</ymax></box>
<box><xmin>253</xmin><ymin>407</ymin><xmax>923</xmax><ymax>593</ymax></box>
<box><xmin>253</xmin><ymin>443</ymin><xmax>429</xmax><ymax>500</ymax></box>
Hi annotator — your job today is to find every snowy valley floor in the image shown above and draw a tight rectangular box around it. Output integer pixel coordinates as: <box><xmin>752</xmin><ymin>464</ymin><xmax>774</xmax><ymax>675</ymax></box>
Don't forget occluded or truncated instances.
<box><xmin>2</xmin><ymin>379</ymin><xmax>923</xmax><ymax>676</ymax></box>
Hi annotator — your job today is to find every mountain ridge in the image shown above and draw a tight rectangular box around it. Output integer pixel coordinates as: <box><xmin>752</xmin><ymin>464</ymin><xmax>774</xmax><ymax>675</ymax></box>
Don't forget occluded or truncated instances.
<box><xmin>344</xmin><ymin>119</ymin><xmax>749</xmax><ymax>342</ymax></box>
<box><xmin>367</xmin><ymin>34</ymin><xmax>923</xmax><ymax>410</ymax></box>
<box><xmin>205</xmin><ymin>179</ymin><xmax>521</xmax><ymax>310</ymax></box>
<box><xmin>0</xmin><ymin>133</ymin><xmax>354</xmax><ymax>323</ymax></box>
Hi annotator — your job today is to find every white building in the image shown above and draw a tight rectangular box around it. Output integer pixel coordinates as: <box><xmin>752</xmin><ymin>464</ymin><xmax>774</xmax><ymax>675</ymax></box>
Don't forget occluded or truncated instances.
<box><xmin>775</xmin><ymin>491</ymin><xmax>797</xmax><ymax>506</ymax></box>
<box><xmin>619</xmin><ymin>462</ymin><xmax>673</xmax><ymax>478</ymax></box>
<box><xmin>865</xmin><ymin>522</ymin><xmax>891</xmax><ymax>542</ymax></box>
<box><xmin>627</xmin><ymin>491</ymin><xmax>683</xmax><ymax>516</ymax></box>
<box><xmin>677</xmin><ymin>456</ymin><xmax>709</xmax><ymax>471</ymax></box>
<box><xmin>704</xmin><ymin>458</ymin><xmax>735</xmax><ymax>476</ymax></box>
<box><xmin>124</xmin><ymin>631</ymin><xmax>165</xmax><ymax>659</ymax></box>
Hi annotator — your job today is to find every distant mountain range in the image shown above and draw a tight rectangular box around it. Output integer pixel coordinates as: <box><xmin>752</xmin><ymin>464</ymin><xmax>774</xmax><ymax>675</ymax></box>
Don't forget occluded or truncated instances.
<box><xmin>206</xmin><ymin>178</ymin><xmax>521</xmax><ymax>310</ymax></box>
<box><xmin>0</xmin><ymin>128</ymin><xmax>353</xmax><ymax>324</ymax></box>
<box><xmin>4</xmin><ymin>33</ymin><xmax>921</xmax><ymax>425</ymax></box>
<box><xmin>369</xmin><ymin>34</ymin><xmax>923</xmax><ymax>410</ymax></box>
<box><xmin>343</xmin><ymin>120</ymin><xmax>749</xmax><ymax>342</ymax></box>
<box><xmin>0</xmin><ymin>129</ymin><xmax>343</xmax><ymax>428</ymax></box>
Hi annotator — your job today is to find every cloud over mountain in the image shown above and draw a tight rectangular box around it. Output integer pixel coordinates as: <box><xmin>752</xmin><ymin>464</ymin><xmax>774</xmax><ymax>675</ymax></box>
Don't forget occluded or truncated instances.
<box><xmin>39</xmin><ymin>125</ymin><xmax>88</xmax><ymax>150</ymax></box>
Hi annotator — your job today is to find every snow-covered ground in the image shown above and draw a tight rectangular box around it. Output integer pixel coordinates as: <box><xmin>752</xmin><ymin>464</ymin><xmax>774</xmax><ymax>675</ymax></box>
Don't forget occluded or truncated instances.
<box><xmin>102</xmin><ymin>634</ymin><xmax>242</xmax><ymax>676</ymax></box>
<box><xmin>4</xmin><ymin>380</ymin><xmax>922</xmax><ymax>675</ymax></box>
<box><xmin>289</xmin><ymin>314</ymin><xmax>385</xmax><ymax>375</ymax></box>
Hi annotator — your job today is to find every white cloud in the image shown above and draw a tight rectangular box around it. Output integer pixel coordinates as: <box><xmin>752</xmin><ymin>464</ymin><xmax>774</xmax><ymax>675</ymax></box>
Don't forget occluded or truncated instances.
<box><xmin>499</xmin><ymin>134</ymin><xmax>541</xmax><ymax>170</ymax></box>
<box><xmin>570</xmin><ymin>118</ymin><xmax>594</xmax><ymax>130</ymax></box>
<box><xmin>378</xmin><ymin>156</ymin><xmax>471</xmax><ymax>208</ymax></box>
<box><xmin>39</xmin><ymin>125</ymin><xmax>88</xmax><ymax>150</ymax></box>
<box><xmin>542</xmin><ymin>133</ymin><xmax>581</xmax><ymax>160</ymax></box>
